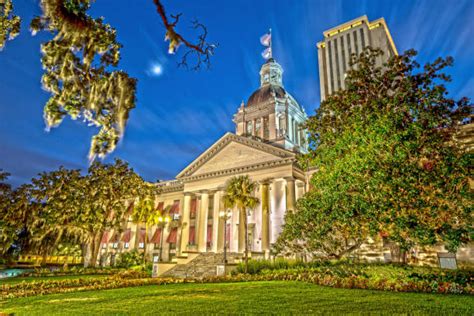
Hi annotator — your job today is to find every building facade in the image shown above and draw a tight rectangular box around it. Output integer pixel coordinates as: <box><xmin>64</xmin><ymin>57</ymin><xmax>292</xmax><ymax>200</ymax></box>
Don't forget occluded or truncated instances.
<box><xmin>317</xmin><ymin>15</ymin><xmax>398</xmax><ymax>101</ymax></box>
<box><xmin>99</xmin><ymin>58</ymin><xmax>310</xmax><ymax>265</ymax></box>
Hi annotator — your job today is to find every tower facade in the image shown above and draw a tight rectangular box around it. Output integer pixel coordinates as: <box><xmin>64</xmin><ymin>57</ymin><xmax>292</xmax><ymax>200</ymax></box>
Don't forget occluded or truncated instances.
<box><xmin>317</xmin><ymin>15</ymin><xmax>398</xmax><ymax>101</ymax></box>
<box><xmin>233</xmin><ymin>58</ymin><xmax>308</xmax><ymax>154</ymax></box>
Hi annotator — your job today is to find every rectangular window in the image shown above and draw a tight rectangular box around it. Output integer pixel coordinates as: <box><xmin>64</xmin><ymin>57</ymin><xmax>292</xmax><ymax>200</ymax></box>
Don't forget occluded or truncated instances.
<box><xmin>124</xmin><ymin>242</ymin><xmax>129</xmax><ymax>249</ymax></box>
<box><xmin>154</xmin><ymin>243</ymin><xmax>160</xmax><ymax>250</ymax></box>
<box><xmin>246</xmin><ymin>121</ymin><xmax>253</xmax><ymax>135</ymax></box>
<box><xmin>102</xmin><ymin>243</ymin><xmax>106</xmax><ymax>249</ymax></box>
<box><xmin>278</xmin><ymin>115</ymin><xmax>285</xmax><ymax>136</ymax></box>
<box><xmin>112</xmin><ymin>243</ymin><xmax>118</xmax><ymax>249</ymax></box>
<box><xmin>263</xmin><ymin>116</ymin><xmax>269</xmax><ymax>139</ymax></box>
<box><xmin>255</xmin><ymin>118</ymin><xmax>262</xmax><ymax>136</ymax></box>
<box><xmin>139</xmin><ymin>242</ymin><xmax>144</xmax><ymax>249</ymax></box>
<box><xmin>190</xmin><ymin>198</ymin><xmax>197</xmax><ymax>219</ymax></box>
<box><xmin>347</xmin><ymin>33</ymin><xmax>352</xmax><ymax>66</ymax></box>
<box><xmin>208</xmin><ymin>195</ymin><xmax>214</xmax><ymax>219</ymax></box>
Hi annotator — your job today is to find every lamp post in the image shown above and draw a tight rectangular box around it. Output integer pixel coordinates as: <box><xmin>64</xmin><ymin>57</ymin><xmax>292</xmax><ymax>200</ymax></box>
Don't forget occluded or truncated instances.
<box><xmin>158</xmin><ymin>216</ymin><xmax>171</xmax><ymax>262</ymax></box>
<box><xmin>219</xmin><ymin>209</ymin><xmax>231</xmax><ymax>265</ymax></box>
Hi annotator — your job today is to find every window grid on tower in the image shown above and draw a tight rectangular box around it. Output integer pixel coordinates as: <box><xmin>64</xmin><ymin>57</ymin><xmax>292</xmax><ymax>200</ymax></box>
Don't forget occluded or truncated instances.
<box><xmin>353</xmin><ymin>30</ymin><xmax>359</xmax><ymax>55</ymax></box>
<box><xmin>334</xmin><ymin>38</ymin><xmax>341</xmax><ymax>90</ymax></box>
<box><xmin>340</xmin><ymin>36</ymin><xmax>346</xmax><ymax>73</ymax></box>
<box><xmin>328</xmin><ymin>40</ymin><xmax>334</xmax><ymax>93</ymax></box>
<box><xmin>360</xmin><ymin>28</ymin><xmax>365</xmax><ymax>50</ymax></box>
<box><xmin>347</xmin><ymin>33</ymin><xmax>352</xmax><ymax>66</ymax></box>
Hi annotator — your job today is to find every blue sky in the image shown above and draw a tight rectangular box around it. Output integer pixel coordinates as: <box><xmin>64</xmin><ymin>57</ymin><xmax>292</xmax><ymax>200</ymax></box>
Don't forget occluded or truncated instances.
<box><xmin>1</xmin><ymin>0</ymin><xmax>473</xmax><ymax>186</ymax></box>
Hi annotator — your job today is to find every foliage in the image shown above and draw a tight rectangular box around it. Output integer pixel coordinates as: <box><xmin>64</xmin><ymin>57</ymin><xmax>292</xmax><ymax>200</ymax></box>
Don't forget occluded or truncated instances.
<box><xmin>131</xmin><ymin>197</ymin><xmax>162</xmax><ymax>261</ymax></box>
<box><xmin>277</xmin><ymin>48</ymin><xmax>473</xmax><ymax>260</ymax></box>
<box><xmin>1</xmin><ymin>0</ymin><xmax>216</xmax><ymax>159</ymax></box>
<box><xmin>2</xmin><ymin>264</ymin><xmax>472</xmax><ymax>300</ymax></box>
<box><xmin>0</xmin><ymin>159</ymin><xmax>158</xmax><ymax>267</ymax></box>
<box><xmin>231</xmin><ymin>259</ymin><xmax>473</xmax><ymax>294</ymax></box>
<box><xmin>223</xmin><ymin>175</ymin><xmax>259</xmax><ymax>273</ymax></box>
<box><xmin>21</xmin><ymin>266</ymin><xmax>121</xmax><ymax>278</ymax></box>
<box><xmin>28</xmin><ymin>0</ymin><xmax>137</xmax><ymax>160</ymax></box>
<box><xmin>52</xmin><ymin>243</ymin><xmax>83</xmax><ymax>257</ymax></box>
<box><xmin>0</xmin><ymin>0</ymin><xmax>20</xmax><ymax>50</ymax></box>
<box><xmin>115</xmin><ymin>249</ymin><xmax>145</xmax><ymax>268</ymax></box>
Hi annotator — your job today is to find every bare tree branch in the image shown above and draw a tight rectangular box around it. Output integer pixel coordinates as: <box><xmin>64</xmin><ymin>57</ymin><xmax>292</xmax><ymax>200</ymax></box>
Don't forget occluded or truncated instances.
<box><xmin>153</xmin><ymin>0</ymin><xmax>217</xmax><ymax>70</ymax></box>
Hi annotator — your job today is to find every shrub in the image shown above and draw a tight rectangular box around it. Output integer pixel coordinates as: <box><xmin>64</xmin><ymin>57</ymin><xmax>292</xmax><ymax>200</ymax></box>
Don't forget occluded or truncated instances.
<box><xmin>115</xmin><ymin>250</ymin><xmax>144</xmax><ymax>268</ymax></box>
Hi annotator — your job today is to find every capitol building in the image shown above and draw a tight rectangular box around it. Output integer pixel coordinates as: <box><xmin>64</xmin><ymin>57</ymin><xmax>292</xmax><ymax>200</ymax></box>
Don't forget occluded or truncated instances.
<box><xmin>99</xmin><ymin>16</ymin><xmax>472</xmax><ymax>270</ymax></box>
<box><xmin>99</xmin><ymin>56</ymin><xmax>312</xmax><ymax>266</ymax></box>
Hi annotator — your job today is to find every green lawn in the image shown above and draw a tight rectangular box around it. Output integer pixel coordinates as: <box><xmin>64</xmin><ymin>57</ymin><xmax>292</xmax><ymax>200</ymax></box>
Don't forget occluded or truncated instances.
<box><xmin>1</xmin><ymin>281</ymin><xmax>473</xmax><ymax>315</ymax></box>
<box><xmin>0</xmin><ymin>274</ymin><xmax>108</xmax><ymax>285</ymax></box>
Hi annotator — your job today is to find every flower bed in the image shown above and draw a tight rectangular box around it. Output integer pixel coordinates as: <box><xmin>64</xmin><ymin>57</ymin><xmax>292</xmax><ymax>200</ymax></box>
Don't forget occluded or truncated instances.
<box><xmin>19</xmin><ymin>267</ymin><xmax>124</xmax><ymax>278</ymax></box>
<box><xmin>3</xmin><ymin>268</ymin><xmax>472</xmax><ymax>299</ymax></box>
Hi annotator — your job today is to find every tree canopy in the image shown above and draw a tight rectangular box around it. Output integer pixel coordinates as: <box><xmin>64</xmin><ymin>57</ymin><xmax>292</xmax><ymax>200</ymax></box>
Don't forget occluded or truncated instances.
<box><xmin>0</xmin><ymin>0</ymin><xmax>216</xmax><ymax>160</ymax></box>
<box><xmin>0</xmin><ymin>159</ymin><xmax>158</xmax><ymax>266</ymax></box>
<box><xmin>276</xmin><ymin>48</ymin><xmax>472</xmax><ymax>260</ymax></box>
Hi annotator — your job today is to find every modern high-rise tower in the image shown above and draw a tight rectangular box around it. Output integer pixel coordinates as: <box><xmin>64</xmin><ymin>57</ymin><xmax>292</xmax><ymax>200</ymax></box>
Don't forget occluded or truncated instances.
<box><xmin>317</xmin><ymin>15</ymin><xmax>398</xmax><ymax>101</ymax></box>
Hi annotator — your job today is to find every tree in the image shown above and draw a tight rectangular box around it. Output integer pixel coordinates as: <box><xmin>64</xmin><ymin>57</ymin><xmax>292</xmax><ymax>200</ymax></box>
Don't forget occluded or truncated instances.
<box><xmin>131</xmin><ymin>196</ymin><xmax>161</xmax><ymax>262</ymax></box>
<box><xmin>277</xmin><ymin>48</ymin><xmax>472</xmax><ymax>262</ymax></box>
<box><xmin>223</xmin><ymin>175</ymin><xmax>259</xmax><ymax>273</ymax></box>
<box><xmin>0</xmin><ymin>0</ymin><xmax>20</xmax><ymax>50</ymax></box>
<box><xmin>77</xmin><ymin>159</ymin><xmax>157</xmax><ymax>267</ymax></box>
<box><xmin>1</xmin><ymin>0</ymin><xmax>216</xmax><ymax>159</ymax></box>
<box><xmin>0</xmin><ymin>170</ymin><xmax>14</xmax><ymax>255</ymax></box>
<box><xmin>29</xmin><ymin>167</ymin><xmax>85</xmax><ymax>257</ymax></box>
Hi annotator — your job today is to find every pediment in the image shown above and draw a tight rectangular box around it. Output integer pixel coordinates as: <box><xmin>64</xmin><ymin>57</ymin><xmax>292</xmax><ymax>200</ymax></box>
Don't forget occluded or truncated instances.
<box><xmin>176</xmin><ymin>133</ymin><xmax>294</xmax><ymax>179</ymax></box>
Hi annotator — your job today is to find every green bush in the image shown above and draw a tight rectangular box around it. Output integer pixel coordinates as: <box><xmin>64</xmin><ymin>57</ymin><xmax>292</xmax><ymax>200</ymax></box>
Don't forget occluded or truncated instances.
<box><xmin>21</xmin><ymin>266</ymin><xmax>121</xmax><ymax>277</ymax></box>
<box><xmin>115</xmin><ymin>250</ymin><xmax>144</xmax><ymax>268</ymax></box>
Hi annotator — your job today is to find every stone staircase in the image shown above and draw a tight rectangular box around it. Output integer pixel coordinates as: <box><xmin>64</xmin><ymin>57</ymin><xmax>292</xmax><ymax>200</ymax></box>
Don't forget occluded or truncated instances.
<box><xmin>161</xmin><ymin>252</ymin><xmax>241</xmax><ymax>278</ymax></box>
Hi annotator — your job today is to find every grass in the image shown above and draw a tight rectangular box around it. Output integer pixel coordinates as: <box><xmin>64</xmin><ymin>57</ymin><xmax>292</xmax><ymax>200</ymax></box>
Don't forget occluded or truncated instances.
<box><xmin>0</xmin><ymin>274</ymin><xmax>108</xmax><ymax>285</ymax></box>
<box><xmin>1</xmin><ymin>281</ymin><xmax>473</xmax><ymax>315</ymax></box>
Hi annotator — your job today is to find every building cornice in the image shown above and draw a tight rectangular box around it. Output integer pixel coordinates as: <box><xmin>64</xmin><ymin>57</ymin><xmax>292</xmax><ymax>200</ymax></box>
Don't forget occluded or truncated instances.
<box><xmin>176</xmin><ymin>132</ymin><xmax>295</xmax><ymax>179</ymax></box>
<box><xmin>181</xmin><ymin>157</ymin><xmax>296</xmax><ymax>183</ymax></box>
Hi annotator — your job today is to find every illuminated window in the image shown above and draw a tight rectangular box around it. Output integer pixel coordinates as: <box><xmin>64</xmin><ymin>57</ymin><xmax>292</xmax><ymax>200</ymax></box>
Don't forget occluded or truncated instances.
<box><xmin>255</xmin><ymin>118</ymin><xmax>262</xmax><ymax>135</ymax></box>
<box><xmin>263</xmin><ymin>116</ymin><xmax>269</xmax><ymax>139</ymax></box>
<box><xmin>246</xmin><ymin>121</ymin><xmax>253</xmax><ymax>135</ymax></box>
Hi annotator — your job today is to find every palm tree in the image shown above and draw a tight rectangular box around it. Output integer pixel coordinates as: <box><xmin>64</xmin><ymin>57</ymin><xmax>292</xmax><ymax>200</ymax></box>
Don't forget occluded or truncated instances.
<box><xmin>131</xmin><ymin>197</ymin><xmax>157</xmax><ymax>262</ymax></box>
<box><xmin>223</xmin><ymin>175</ymin><xmax>259</xmax><ymax>273</ymax></box>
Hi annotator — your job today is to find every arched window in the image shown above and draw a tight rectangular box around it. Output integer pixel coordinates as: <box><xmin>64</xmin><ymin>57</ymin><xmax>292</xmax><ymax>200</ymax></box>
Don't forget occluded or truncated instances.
<box><xmin>246</xmin><ymin>121</ymin><xmax>253</xmax><ymax>135</ymax></box>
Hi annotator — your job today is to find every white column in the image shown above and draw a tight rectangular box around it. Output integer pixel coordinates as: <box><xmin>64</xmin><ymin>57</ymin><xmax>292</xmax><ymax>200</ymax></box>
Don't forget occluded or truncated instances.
<box><xmin>285</xmin><ymin>177</ymin><xmax>296</xmax><ymax>212</ymax></box>
<box><xmin>197</xmin><ymin>191</ymin><xmax>209</xmax><ymax>252</ymax></box>
<box><xmin>230</xmin><ymin>208</ymin><xmax>239</xmax><ymax>252</ymax></box>
<box><xmin>211</xmin><ymin>191</ymin><xmax>220</xmax><ymax>253</ymax></box>
<box><xmin>179</xmin><ymin>193</ymin><xmax>192</xmax><ymax>255</ymax></box>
